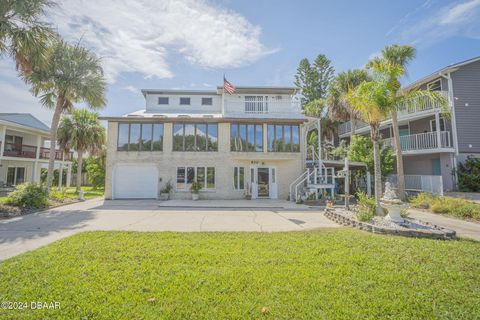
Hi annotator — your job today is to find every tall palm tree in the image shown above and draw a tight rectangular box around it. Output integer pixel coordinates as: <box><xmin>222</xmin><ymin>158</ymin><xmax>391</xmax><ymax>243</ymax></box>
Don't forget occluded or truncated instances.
<box><xmin>0</xmin><ymin>0</ymin><xmax>54</xmax><ymax>75</ymax></box>
<box><xmin>368</xmin><ymin>45</ymin><xmax>448</xmax><ymax>200</ymax></box>
<box><xmin>57</xmin><ymin>109</ymin><xmax>105</xmax><ymax>192</ymax></box>
<box><xmin>327</xmin><ymin>69</ymin><xmax>370</xmax><ymax>135</ymax></box>
<box><xmin>27</xmin><ymin>39</ymin><xmax>107</xmax><ymax>189</ymax></box>
<box><xmin>347</xmin><ymin>79</ymin><xmax>391</xmax><ymax>215</ymax></box>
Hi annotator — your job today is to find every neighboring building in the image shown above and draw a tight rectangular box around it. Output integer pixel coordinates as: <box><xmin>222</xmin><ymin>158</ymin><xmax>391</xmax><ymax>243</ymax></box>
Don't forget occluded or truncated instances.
<box><xmin>0</xmin><ymin>113</ymin><xmax>73</xmax><ymax>187</ymax></box>
<box><xmin>337</xmin><ymin>56</ymin><xmax>480</xmax><ymax>194</ymax></box>
<box><xmin>101</xmin><ymin>86</ymin><xmax>323</xmax><ymax>200</ymax></box>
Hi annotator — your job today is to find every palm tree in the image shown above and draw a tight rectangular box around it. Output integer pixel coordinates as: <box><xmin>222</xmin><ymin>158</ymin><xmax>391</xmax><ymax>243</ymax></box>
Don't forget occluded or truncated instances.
<box><xmin>27</xmin><ymin>39</ymin><xmax>107</xmax><ymax>189</ymax></box>
<box><xmin>57</xmin><ymin>109</ymin><xmax>105</xmax><ymax>192</ymax></box>
<box><xmin>327</xmin><ymin>69</ymin><xmax>370</xmax><ymax>135</ymax></box>
<box><xmin>368</xmin><ymin>45</ymin><xmax>449</xmax><ymax>200</ymax></box>
<box><xmin>0</xmin><ymin>0</ymin><xmax>54</xmax><ymax>75</ymax></box>
<box><xmin>347</xmin><ymin>79</ymin><xmax>391</xmax><ymax>215</ymax></box>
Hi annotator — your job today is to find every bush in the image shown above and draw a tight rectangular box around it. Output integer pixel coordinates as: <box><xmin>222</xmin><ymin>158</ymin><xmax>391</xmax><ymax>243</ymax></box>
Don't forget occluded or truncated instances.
<box><xmin>49</xmin><ymin>190</ymin><xmax>67</xmax><ymax>203</ymax></box>
<box><xmin>456</xmin><ymin>155</ymin><xmax>480</xmax><ymax>192</ymax></box>
<box><xmin>409</xmin><ymin>193</ymin><xmax>480</xmax><ymax>220</ymax></box>
<box><xmin>357</xmin><ymin>208</ymin><xmax>375</xmax><ymax>222</ymax></box>
<box><xmin>356</xmin><ymin>192</ymin><xmax>376</xmax><ymax>221</ymax></box>
<box><xmin>160</xmin><ymin>181</ymin><xmax>173</xmax><ymax>194</ymax></box>
<box><xmin>5</xmin><ymin>183</ymin><xmax>49</xmax><ymax>209</ymax></box>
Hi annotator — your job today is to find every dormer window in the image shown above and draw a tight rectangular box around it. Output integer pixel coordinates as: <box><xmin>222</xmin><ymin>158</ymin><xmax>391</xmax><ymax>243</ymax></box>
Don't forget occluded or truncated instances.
<box><xmin>180</xmin><ymin>97</ymin><xmax>191</xmax><ymax>105</ymax></box>
<box><xmin>202</xmin><ymin>97</ymin><xmax>213</xmax><ymax>106</ymax></box>
<box><xmin>158</xmin><ymin>97</ymin><xmax>169</xmax><ymax>105</ymax></box>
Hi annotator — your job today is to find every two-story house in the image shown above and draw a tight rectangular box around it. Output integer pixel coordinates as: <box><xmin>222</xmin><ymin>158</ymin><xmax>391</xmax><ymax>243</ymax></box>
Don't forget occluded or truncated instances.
<box><xmin>337</xmin><ymin>56</ymin><xmax>480</xmax><ymax>194</ymax></box>
<box><xmin>101</xmin><ymin>86</ymin><xmax>318</xmax><ymax>200</ymax></box>
<box><xmin>0</xmin><ymin>113</ymin><xmax>73</xmax><ymax>187</ymax></box>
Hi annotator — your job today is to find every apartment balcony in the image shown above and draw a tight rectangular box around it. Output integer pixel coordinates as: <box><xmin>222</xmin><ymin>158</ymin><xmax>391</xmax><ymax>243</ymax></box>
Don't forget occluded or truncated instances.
<box><xmin>383</xmin><ymin>131</ymin><xmax>454</xmax><ymax>155</ymax></box>
<box><xmin>1</xmin><ymin>142</ymin><xmax>73</xmax><ymax>161</ymax></box>
<box><xmin>338</xmin><ymin>90</ymin><xmax>449</xmax><ymax>136</ymax></box>
<box><xmin>223</xmin><ymin>99</ymin><xmax>303</xmax><ymax>119</ymax></box>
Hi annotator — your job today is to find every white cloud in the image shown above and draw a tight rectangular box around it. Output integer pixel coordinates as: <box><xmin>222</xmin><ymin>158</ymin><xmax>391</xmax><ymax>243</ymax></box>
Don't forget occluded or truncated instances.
<box><xmin>48</xmin><ymin>0</ymin><xmax>274</xmax><ymax>82</ymax></box>
<box><xmin>123</xmin><ymin>85</ymin><xmax>139</xmax><ymax>93</ymax></box>
<box><xmin>390</xmin><ymin>0</ymin><xmax>480</xmax><ymax>46</ymax></box>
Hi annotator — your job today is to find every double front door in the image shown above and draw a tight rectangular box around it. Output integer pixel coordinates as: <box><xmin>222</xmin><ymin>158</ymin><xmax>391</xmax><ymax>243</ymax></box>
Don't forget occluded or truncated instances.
<box><xmin>251</xmin><ymin>167</ymin><xmax>277</xmax><ymax>199</ymax></box>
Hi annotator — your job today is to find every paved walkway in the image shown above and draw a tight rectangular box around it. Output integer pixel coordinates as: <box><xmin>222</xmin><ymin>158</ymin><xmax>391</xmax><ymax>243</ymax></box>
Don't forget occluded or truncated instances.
<box><xmin>408</xmin><ymin>209</ymin><xmax>480</xmax><ymax>241</ymax></box>
<box><xmin>0</xmin><ymin>199</ymin><xmax>338</xmax><ymax>261</ymax></box>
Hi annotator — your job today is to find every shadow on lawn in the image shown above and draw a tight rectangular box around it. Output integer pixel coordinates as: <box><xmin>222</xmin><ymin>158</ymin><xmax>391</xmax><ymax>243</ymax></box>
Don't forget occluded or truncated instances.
<box><xmin>0</xmin><ymin>209</ymin><xmax>95</xmax><ymax>245</ymax></box>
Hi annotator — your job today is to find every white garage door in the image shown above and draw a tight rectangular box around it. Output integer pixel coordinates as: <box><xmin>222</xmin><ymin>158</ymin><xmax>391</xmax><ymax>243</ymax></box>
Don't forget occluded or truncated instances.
<box><xmin>113</xmin><ymin>165</ymin><xmax>158</xmax><ymax>199</ymax></box>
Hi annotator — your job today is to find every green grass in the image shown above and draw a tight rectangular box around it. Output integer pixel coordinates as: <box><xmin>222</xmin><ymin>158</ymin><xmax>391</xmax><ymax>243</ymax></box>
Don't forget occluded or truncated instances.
<box><xmin>1</xmin><ymin>230</ymin><xmax>479</xmax><ymax>319</ymax></box>
<box><xmin>410</xmin><ymin>192</ymin><xmax>480</xmax><ymax>221</ymax></box>
<box><xmin>61</xmin><ymin>186</ymin><xmax>104</xmax><ymax>200</ymax></box>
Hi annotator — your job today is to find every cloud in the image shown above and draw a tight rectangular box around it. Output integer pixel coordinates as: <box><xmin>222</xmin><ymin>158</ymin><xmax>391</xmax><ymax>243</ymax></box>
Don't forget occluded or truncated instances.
<box><xmin>123</xmin><ymin>85</ymin><xmax>138</xmax><ymax>93</ymax></box>
<box><xmin>389</xmin><ymin>0</ymin><xmax>480</xmax><ymax>46</ymax></box>
<box><xmin>48</xmin><ymin>0</ymin><xmax>274</xmax><ymax>82</ymax></box>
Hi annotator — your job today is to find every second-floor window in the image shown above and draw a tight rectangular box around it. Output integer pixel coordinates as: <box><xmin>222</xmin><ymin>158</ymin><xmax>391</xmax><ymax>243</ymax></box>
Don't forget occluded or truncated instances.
<box><xmin>5</xmin><ymin>134</ymin><xmax>23</xmax><ymax>145</ymax></box>
<box><xmin>180</xmin><ymin>97</ymin><xmax>191</xmax><ymax>105</ymax></box>
<box><xmin>230</xmin><ymin>123</ymin><xmax>263</xmax><ymax>152</ymax></box>
<box><xmin>173</xmin><ymin>123</ymin><xmax>218</xmax><ymax>151</ymax></box>
<box><xmin>117</xmin><ymin>123</ymin><xmax>164</xmax><ymax>151</ymax></box>
<box><xmin>158</xmin><ymin>97</ymin><xmax>169</xmax><ymax>105</ymax></box>
<box><xmin>202</xmin><ymin>97</ymin><xmax>213</xmax><ymax>105</ymax></box>
<box><xmin>267</xmin><ymin>124</ymin><xmax>300</xmax><ymax>152</ymax></box>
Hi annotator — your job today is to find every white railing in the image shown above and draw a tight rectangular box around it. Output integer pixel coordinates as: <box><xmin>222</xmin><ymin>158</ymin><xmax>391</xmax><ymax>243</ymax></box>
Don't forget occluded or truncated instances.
<box><xmin>387</xmin><ymin>174</ymin><xmax>443</xmax><ymax>196</ymax></box>
<box><xmin>224</xmin><ymin>99</ymin><xmax>302</xmax><ymax>117</ymax></box>
<box><xmin>383</xmin><ymin>131</ymin><xmax>452</xmax><ymax>152</ymax></box>
<box><xmin>338</xmin><ymin>91</ymin><xmax>449</xmax><ymax>136</ymax></box>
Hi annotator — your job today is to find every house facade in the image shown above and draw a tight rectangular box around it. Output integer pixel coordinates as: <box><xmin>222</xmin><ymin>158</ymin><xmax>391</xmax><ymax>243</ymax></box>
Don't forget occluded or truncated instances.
<box><xmin>102</xmin><ymin>86</ymin><xmax>313</xmax><ymax>200</ymax></box>
<box><xmin>0</xmin><ymin>113</ymin><xmax>73</xmax><ymax>187</ymax></box>
<box><xmin>337</xmin><ymin>56</ymin><xmax>480</xmax><ymax>194</ymax></box>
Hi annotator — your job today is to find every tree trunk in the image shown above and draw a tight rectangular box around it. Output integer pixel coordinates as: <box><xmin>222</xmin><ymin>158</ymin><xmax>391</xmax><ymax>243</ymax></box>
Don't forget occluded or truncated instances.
<box><xmin>371</xmin><ymin>124</ymin><xmax>383</xmax><ymax>216</ymax></box>
<box><xmin>76</xmin><ymin>150</ymin><xmax>83</xmax><ymax>192</ymax></box>
<box><xmin>46</xmin><ymin>94</ymin><xmax>65</xmax><ymax>189</ymax></box>
<box><xmin>391</xmin><ymin>110</ymin><xmax>405</xmax><ymax>200</ymax></box>
<box><xmin>350</xmin><ymin>113</ymin><xmax>356</xmax><ymax>135</ymax></box>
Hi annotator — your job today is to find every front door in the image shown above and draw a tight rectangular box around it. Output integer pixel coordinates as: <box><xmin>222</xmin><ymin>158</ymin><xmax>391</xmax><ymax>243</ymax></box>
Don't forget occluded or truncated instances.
<box><xmin>431</xmin><ymin>159</ymin><xmax>441</xmax><ymax>176</ymax></box>
<box><xmin>257</xmin><ymin>168</ymin><xmax>269</xmax><ymax>197</ymax></box>
<box><xmin>7</xmin><ymin>167</ymin><xmax>25</xmax><ymax>186</ymax></box>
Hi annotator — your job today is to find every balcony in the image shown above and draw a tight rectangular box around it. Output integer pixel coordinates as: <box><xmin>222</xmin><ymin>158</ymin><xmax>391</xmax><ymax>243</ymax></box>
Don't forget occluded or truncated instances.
<box><xmin>1</xmin><ymin>142</ymin><xmax>73</xmax><ymax>161</ymax></box>
<box><xmin>383</xmin><ymin>131</ymin><xmax>453</xmax><ymax>154</ymax></box>
<box><xmin>338</xmin><ymin>90</ymin><xmax>449</xmax><ymax>136</ymax></box>
<box><xmin>224</xmin><ymin>99</ymin><xmax>303</xmax><ymax>118</ymax></box>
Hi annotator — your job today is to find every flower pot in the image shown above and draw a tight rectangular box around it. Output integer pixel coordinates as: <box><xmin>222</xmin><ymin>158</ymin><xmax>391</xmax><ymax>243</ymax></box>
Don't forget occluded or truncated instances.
<box><xmin>159</xmin><ymin>193</ymin><xmax>169</xmax><ymax>201</ymax></box>
<box><xmin>245</xmin><ymin>194</ymin><xmax>252</xmax><ymax>200</ymax></box>
<box><xmin>192</xmin><ymin>193</ymin><xmax>199</xmax><ymax>201</ymax></box>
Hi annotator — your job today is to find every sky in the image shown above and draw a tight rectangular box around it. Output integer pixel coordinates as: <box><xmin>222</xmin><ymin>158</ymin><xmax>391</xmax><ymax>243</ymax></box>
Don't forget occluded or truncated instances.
<box><xmin>1</xmin><ymin>0</ymin><xmax>480</xmax><ymax>126</ymax></box>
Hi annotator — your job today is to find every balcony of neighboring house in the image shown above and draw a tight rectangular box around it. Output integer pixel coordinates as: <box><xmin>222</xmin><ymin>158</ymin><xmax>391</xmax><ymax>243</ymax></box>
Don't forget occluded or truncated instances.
<box><xmin>338</xmin><ymin>90</ymin><xmax>450</xmax><ymax>137</ymax></box>
<box><xmin>223</xmin><ymin>95</ymin><xmax>303</xmax><ymax>119</ymax></box>
<box><xmin>382</xmin><ymin>131</ymin><xmax>454</xmax><ymax>155</ymax></box>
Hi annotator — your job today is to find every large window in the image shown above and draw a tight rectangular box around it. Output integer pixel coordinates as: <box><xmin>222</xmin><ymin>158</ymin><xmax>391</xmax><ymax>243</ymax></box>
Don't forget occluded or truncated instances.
<box><xmin>158</xmin><ymin>97</ymin><xmax>169</xmax><ymax>105</ymax></box>
<box><xmin>176</xmin><ymin>166</ymin><xmax>215</xmax><ymax>190</ymax></box>
<box><xmin>202</xmin><ymin>97</ymin><xmax>213</xmax><ymax>105</ymax></box>
<box><xmin>267</xmin><ymin>124</ymin><xmax>300</xmax><ymax>152</ymax></box>
<box><xmin>173</xmin><ymin>123</ymin><xmax>218</xmax><ymax>151</ymax></box>
<box><xmin>233</xmin><ymin>167</ymin><xmax>245</xmax><ymax>190</ymax></box>
<box><xmin>180</xmin><ymin>97</ymin><xmax>191</xmax><ymax>105</ymax></box>
<box><xmin>117</xmin><ymin>123</ymin><xmax>164</xmax><ymax>151</ymax></box>
<box><xmin>230</xmin><ymin>123</ymin><xmax>263</xmax><ymax>152</ymax></box>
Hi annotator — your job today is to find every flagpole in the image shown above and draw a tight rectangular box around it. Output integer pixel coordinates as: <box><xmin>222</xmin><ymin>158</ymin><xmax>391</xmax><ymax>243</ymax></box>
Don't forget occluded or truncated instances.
<box><xmin>222</xmin><ymin>74</ymin><xmax>225</xmax><ymax>116</ymax></box>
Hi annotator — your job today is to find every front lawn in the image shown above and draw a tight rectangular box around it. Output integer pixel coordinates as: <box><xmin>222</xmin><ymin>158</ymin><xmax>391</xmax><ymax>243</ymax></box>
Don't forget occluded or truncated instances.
<box><xmin>61</xmin><ymin>186</ymin><xmax>104</xmax><ymax>200</ymax></box>
<box><xmin>0</xmin><ymin>229</ymin><xmax>479</xmax><ymax>319</ymax></box>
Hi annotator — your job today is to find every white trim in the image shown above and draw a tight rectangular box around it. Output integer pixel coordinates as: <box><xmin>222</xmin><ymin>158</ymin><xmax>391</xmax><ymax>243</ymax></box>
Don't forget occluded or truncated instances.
<box><xmin>429</xmin><ymin>117</ymin><xmax>446</xmax><ymax>132</ymax></box>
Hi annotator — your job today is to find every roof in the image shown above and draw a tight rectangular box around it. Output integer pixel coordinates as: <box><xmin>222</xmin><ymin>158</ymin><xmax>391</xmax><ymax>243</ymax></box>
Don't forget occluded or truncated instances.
<box><xmin>0</xmin><ymin>113</ymin><xmax>50</xmax><ymax>133</ymax></box>
<box><xmin>404</xmin><ymin>55</ymin><xmax>480</xmax><ymax>90</ymax></box>
<box><xmin>141</xmin><ymin>86</ymin><xmax>299</xmax><ymax>96</ymax></box>
<box><xmin>141</xmin><ymin>89</ymin><xmax>217</xmax><ymax>96</ymax></box>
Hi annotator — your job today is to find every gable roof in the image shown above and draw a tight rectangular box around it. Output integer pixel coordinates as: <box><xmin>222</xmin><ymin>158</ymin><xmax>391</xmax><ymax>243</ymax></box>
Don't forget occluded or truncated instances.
<box><xmin>404</xmin><ymin>55</ymin><xmax>480</xmax><ymax>90</ymax></box>
<box><xmin>0</xmin><ymin>113</ymin><xmax>50</xmax><ymax>133</ymax></box>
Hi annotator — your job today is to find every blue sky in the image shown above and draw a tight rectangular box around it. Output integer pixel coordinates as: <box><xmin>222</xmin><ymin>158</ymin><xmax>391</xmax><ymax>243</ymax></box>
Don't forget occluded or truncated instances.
<box><xmin>1</xmin><ymin>0</ymin><xmax>480</xmax><ymax>125</ymax></box>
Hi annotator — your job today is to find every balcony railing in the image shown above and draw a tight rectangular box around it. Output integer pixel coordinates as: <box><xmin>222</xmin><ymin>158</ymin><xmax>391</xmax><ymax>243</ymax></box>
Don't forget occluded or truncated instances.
<box><xmin>338</xmin><ymin>91</ymin><xmax>449</xmax><ymax>136</ymax></box>
<box><xmin>383</xmin><ymin>131</ymin><xmax>452</xmax><ymax>152</ymax></box>
<box><xmin>0</xmin><ymin>142</ymin><xmax>72</xmax><ymax>161</ymax></box>
<box><xmin>224</xmin><ymin>99</ymin><xmax>302</xmax><ymax>117</ymax></box>
<box><xmin>387</xmin><ymin>174</ymin><xmax>443</xmax><ymax>196</ymax></box>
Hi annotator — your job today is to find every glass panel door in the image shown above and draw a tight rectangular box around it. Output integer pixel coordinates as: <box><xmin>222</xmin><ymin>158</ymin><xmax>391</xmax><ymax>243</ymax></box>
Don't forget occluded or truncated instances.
<box><xmin>257</xmin><ymin>168</ymin><xmax>269</xmax><ymax>197</ymax></box>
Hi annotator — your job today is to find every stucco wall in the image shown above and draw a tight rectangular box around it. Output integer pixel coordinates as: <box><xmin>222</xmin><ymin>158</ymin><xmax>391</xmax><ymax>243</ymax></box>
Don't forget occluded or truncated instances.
<box><xmin>403</xmin><ymin>153</ymin><xmax>455</xmax><ymax>191</ymax></box>
<box><xmin>105</xmin><ymin>121</ymin><xmax>304</xmax><ymax>200</ymax></box>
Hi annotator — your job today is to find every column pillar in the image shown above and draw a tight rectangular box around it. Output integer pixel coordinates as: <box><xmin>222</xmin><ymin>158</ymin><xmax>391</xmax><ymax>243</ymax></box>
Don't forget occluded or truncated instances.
<box><xmin>32</xmin><ymin>135</ymin><xmax>41</xmax><ymax>183</ymax></box>
<box><xmin>0</xmin><ymin>125</ymin><xmax>6</xmax><ymax>161</ymax></box>
<box><xmin>66</xmin><ymin>163</ymin><xmax>72</xmax><ymax>187</ymax></box>
<box><xmin>435</xmin><ymin>112</ymin><xmax>442</xmax><ymax>148</ymax></box>
<box><xmin>366</xmin><ymin>171</ymin><xmax>372</xmax><ymax>197</ymax></box>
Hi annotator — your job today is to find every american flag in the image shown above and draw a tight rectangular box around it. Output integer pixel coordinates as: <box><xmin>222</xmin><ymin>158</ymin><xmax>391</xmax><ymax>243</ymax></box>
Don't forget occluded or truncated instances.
<box><xmin>223</xmin><ymin>76</ymin><xmax>235</xmax><ymax>94</ymax></box>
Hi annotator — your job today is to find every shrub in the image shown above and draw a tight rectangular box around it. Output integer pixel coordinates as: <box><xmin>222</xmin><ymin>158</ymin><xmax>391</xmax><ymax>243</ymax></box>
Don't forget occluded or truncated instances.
<box><xmin>49</xmin><ymin>190</ymin><xmax>67</xmax><ymax>203</ymax></box>
<box><xmin>356</xmin><ymin>192</ymin><xmax>376</xmax><ymax>221</ymax></box>
<box><xmin>456</xmin><ymin>155</ymin><xmax>480</xmax><ymax>192</ymax></box>
<box><xmin>190</xmin><ymin>181</ymin><xmax>202</xmax><ymax>194</ymax></box>
<box><xmin>357</xmin><ymin>208</ymin><xmax>375</xmax><ymax>222</ymax></box>
<box><xmin>5</xmin><ymin>183</ymin><xmax>49</xmax><ymax>209</ymax></box>
<box><xmin>160</xmin><ymin>181</ymin><xmax>173</xmax><ymax>194</ymax></box>
<box><xmin>409</xmin><ymin>193</ymin><xmax>480</xmax><ymax>220</ymax></box>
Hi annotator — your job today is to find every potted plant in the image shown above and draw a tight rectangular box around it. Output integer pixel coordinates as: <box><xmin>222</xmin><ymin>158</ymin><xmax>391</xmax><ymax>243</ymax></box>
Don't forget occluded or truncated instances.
<box><xmin>190</xmin><ymin>181</ymin><xmax>202</xmax><ymax>201</ymax></box>
<box><xmin>159</xmin><ymin>181</ymin><xmax>173</xmax><ymax>201</ymax></box>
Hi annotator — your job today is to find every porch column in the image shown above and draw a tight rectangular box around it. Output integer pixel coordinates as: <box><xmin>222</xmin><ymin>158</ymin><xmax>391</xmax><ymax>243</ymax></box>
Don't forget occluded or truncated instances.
<box><xmin>317</xmin><ymin>119</ymin><xmax>322</xmax><ymax>168</ymax></box>
<box><xmin>0</xmin><ymin>125</ymin><xmax>6</xmax><ymax>161</ymax></box>
<box><xmin>366</xmin><ymin>171</ymin><xmax>372</xmax><ymax>197</ymax></box>
<box><xmin>58</xmin><ymin>153</ymin><xmax>64</xmax><ymax>190</ymax></box>
<box><xmin>66</xmin><ymin>163</ymin><xmax>72</xmax><ymax>187</ymax></box>
<box><xmin>435</xmin><ymin>112</ymin><xmax>442</xmax><ymax>148</ymax></box>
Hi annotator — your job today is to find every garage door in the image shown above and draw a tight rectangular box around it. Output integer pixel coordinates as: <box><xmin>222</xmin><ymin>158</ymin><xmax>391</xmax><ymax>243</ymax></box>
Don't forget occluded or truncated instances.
<box><xmin>113</xmin><ymin>165</ymin><xmax>158</xmax><ymax>199</ymax></box>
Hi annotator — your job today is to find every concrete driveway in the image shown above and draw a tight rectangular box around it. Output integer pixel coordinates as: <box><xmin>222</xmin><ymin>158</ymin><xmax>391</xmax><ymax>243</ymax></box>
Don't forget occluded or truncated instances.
<box><xmin>0</xmin><ymin>198</ymin><xmax>338</xmax><ymax>261</ymax></box>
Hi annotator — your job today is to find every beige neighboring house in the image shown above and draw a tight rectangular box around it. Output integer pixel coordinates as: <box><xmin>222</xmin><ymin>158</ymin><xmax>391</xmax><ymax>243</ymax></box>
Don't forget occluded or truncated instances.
<box><xmin>101</xmin><ymin>86</ymin><xmax>336</xmax><ymax>200</ymax></box>
<box><xmin>0</xmin><ymin>113</ymin><xmax>73</xmax><ymax>187</ymax></box>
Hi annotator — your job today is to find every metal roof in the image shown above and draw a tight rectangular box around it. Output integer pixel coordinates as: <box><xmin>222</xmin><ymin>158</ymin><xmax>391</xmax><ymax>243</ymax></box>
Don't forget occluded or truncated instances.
<box><xmin>0</xmin><ymin>113</ymin><xmax>50</xmax><ymax>133</ymax></box>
